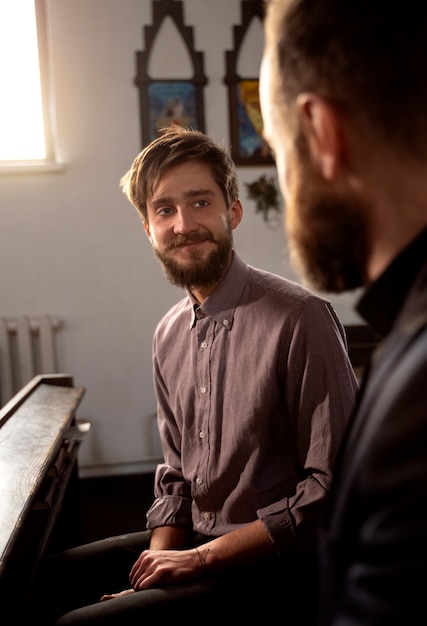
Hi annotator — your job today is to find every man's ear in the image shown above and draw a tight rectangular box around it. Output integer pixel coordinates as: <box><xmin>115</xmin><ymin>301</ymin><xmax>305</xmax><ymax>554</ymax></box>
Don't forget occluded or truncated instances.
<box><xmin>143</xmin><ymin>221</ymin><xmax>152</xmax><ymax>240</ymax></box>
<box><xmin>230</xmin><ymin>199</ymin><xmax>243</xmax><ymax>230</ymax></box>
<box><xmin>296</xmin><ymin>93</ymin><xmax>345</xmax><ymax>180</ymax></box>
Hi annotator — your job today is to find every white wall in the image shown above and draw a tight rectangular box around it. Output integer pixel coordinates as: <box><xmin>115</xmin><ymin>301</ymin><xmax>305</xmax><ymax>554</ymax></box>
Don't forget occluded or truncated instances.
<box><xmin>0</xmin><ymin>0</ymin><xmax>363</xmax><ymax>477</ymax></box>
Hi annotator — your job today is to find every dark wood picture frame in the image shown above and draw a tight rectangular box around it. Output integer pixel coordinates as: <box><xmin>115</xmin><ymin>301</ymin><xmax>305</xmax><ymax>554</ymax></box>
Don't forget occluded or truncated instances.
<box><xmin>224</xmin><ymin>0</ymin><xmax>274</xmax><ymax>165</ymax></box>
<box><xmin>134</xmin><ymin>0</ymin><xmax>207</xmax><ymax>147</ymax></box>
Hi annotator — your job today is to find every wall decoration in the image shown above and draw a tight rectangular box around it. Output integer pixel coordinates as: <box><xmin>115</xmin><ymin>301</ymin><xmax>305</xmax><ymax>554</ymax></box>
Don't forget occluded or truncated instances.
<box><xmin>224</xmin><ymin>0</ymin><xmax>274</xmax><ymax>165</ymax></box>
<box><xmin>245</xmin><ymin>174</ymin><xmax>280</xmax><ymax>223</ymax></box>
<box><xmin>134</xmin><ymin>0</ymin><xmax>207</xmax><ymax>147</ymax></box>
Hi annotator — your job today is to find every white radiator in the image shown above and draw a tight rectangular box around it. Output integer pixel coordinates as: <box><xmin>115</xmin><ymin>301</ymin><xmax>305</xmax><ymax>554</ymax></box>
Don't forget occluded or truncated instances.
<box><xmin>0</xmin><ymin>316</ymin><xmax>61</xmax><ymax>406</ymax></box>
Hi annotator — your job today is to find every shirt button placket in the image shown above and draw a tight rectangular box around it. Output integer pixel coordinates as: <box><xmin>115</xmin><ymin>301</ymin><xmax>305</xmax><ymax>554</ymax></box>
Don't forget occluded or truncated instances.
<box><xmin>196</xmin><ymin>320</ymin><xmax>211</xmax><ymax>532</ymax></box>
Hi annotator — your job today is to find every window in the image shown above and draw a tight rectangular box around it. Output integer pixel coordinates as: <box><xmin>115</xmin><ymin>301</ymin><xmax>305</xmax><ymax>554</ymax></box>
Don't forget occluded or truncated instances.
<box><xmin>0</xmin><ymin>0</ymin><xmax>60</xmax><ymax>170</ymax></box>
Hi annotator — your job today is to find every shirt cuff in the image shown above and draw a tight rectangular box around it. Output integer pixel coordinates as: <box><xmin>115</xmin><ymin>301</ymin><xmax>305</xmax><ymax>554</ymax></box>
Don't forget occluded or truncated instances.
<box><xmin>146</xmin><ymin>494</ymin><xmax>192</xmax><ymax>529</ymax></box>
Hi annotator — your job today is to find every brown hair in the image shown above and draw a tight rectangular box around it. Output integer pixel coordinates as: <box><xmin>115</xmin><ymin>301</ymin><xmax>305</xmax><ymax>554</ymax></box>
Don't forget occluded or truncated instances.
<box><xmin>264</xmin><ymin>0</ymin><xmax>427</xmax><ymax>157</ymax></box>
<box><xmin>120</xmin><ymin>126</ymin><xmax>239</xmax><ymax>224</ymax></box>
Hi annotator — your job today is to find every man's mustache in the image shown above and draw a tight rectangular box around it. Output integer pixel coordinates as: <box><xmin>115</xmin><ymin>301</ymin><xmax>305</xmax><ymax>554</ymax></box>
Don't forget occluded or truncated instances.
<box><xmin>167</xmin><ymin>232</ymin><xmax>215</xmax><ymax>249</ymax></box>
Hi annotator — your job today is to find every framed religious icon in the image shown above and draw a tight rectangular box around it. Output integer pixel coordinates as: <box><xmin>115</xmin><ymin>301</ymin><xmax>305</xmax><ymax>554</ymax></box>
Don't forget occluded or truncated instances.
<box><xmin>134</xmin><ymin>0</ymin><xmax>206</xmax><ymax>147</ymax></box>
<box><xmin>232</xmin><ymin>78</ymin><xmax>272</xmax><ymax>163</ymax></box>
<box><xmin>146</xmin><ymin>80</ymin><xmax>200</xmax><ymax>143</ymax></box>
<box><xmin>224</xmin><ymin>0</ymin><xmax>274</xmax><ymax>165</ymax></box>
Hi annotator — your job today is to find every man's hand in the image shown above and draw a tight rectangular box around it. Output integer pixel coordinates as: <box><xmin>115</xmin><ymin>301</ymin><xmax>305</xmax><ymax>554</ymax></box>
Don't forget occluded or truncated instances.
<box><xmin>129</xmin><ymin>548</ymin><xmax>203</xmax><ymax>590</ymax></box>
<box><xmin>100</xmin><ymin>588</ymin><xmax>135</xmax><ymax>601</ymax></box>
<box><xmin>99</xmin><ymin>547</ymin><xmax>204</xmax><ymax>601</ymax></box>
<box><xmin>100</xmin><ymin>520</ymin><xmax>274</xmax><ymax>601</ymax></box>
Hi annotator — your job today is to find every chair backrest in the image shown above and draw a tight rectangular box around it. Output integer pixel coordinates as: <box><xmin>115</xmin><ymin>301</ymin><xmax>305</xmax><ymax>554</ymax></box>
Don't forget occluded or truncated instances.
<box><xmin>345</xmin><ymin>323</ymin><xmax>381</xmax><ymax>381</ymax></box>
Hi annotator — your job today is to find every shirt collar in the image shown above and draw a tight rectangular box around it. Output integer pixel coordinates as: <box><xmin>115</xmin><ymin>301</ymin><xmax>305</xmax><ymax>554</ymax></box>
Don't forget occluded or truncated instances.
<box><xmin>356</xmin><ymin>226</ymin><xmax>427</xmax><ymax>337</ymax></box>
<box><xmin>188</xmin><ymin>252</ymin><xmax>249</xmax><ymax>330</ymax></box>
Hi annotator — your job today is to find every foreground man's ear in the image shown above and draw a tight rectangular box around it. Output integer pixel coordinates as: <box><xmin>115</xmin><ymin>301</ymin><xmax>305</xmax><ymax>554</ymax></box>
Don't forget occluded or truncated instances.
<box><xmin>296</xmin><ymin>92</ymin><xmax>346</xmax><ymax>181</ymax></box>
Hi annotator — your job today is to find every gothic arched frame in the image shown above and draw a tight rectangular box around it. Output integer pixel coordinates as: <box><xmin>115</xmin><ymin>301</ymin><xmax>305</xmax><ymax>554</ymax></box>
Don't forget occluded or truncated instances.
<box><xmin>134</xmin><ymin>0</ymin><xmax>207</xmax><ymax>147</ymax></box>
<box><xmin>224</xmin><ymin>0</ymin><xmax>274</xmax><ymax>165</ymax></box>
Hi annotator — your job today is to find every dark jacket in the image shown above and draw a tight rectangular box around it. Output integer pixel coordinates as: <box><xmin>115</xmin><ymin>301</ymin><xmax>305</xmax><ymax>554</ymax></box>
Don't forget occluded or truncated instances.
<box><xmin>318</xmin><ymin>230</ymin><xmax>427</xmax><ymax>625</ymax></box>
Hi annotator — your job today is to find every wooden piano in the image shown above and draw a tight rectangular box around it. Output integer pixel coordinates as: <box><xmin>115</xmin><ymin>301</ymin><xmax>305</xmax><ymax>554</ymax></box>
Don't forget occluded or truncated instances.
<box><xmin>0</xmin><ymin>374</ymin><xmax>88</xmax><ymax>625</ymax></box>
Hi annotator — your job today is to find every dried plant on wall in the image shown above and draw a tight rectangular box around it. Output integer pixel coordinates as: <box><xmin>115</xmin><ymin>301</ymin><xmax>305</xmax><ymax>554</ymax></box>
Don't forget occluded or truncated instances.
<box><xmin>245</xmin><ymin>174</ymin><xmax>280</xmax><ymax>223</ymax></box>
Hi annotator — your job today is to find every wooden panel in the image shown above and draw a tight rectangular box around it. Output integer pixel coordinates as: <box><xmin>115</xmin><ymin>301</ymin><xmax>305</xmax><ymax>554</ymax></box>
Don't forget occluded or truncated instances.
<box><xmin>0</xmin><ymin>375</ymin><xmax>86</xmax><ymax>624</ymax></box>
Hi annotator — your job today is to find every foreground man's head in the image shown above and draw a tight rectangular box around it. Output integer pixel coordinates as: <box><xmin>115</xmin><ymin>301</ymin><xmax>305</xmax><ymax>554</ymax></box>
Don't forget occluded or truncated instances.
<box><xmin>260</xmin><ymin>0</ymin><xmax>427</xmax><ymax>293</ymax></box>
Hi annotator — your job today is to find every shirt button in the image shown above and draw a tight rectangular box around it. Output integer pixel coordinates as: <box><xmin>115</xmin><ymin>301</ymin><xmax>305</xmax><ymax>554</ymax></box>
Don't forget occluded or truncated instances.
<box><xmin>201</xmin><ymin>341</ymin><xmax>208</xmax><ymax>349</ymax></box>
<box><xmin>199</xmin><ymin>431</ymin><xmax>205</xmax><ymax>439</ymax></box>
<box><xmin>196</xmin><ymin>476</ymin><xmax>202</xmax><ymax>485</ymax></box>
<box><xmin>222</xmin><ymin>319</ymin><xmax>229</xmax><ymax>327</ymax></box>
<box><xmin>200</xmin><ymin>386</ymin><xmax>206</xmax><ymax>394</ymax></box>
<box><xmin>202</xmin><ymin>511</ymin><xmax>209</xmax><ymax>520</ymax></box>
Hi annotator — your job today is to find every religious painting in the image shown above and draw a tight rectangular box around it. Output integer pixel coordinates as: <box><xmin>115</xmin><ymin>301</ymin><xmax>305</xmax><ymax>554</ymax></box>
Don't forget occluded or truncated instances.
<box><xmin>147</xmin><ymin>81</ymin><xmax>200</xmax><ymax>142</ymax></box>
<box><xmin>234</xmin><ymin>79</ymin><xmax>272</xmax><ymax>163</ymax></box>
<box><xmin>224</xmin><ymin>0</ymin><xmax>273</xmax><ymax>164</ymax></box>
<box><xmin>134</xmin><ymin>0</ymin><xmax>206</xmax><ymax>147</ymax></box>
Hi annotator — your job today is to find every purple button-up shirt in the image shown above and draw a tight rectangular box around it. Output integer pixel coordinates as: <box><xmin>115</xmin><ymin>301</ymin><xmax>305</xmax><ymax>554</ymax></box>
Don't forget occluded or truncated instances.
<box><xmin>146</xmin><ymin>253</ymin><xmax>358</xmax><ymax>553</ymax></box>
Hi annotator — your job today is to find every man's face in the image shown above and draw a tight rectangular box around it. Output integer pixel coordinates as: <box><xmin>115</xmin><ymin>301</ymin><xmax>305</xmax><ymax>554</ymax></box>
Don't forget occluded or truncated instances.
<box><xmin>145</xmin><ymin>161</ymin><xmax>242</xmax><ymax>291</ymax></box>
<box><xmin>260</xmin><ymin>47</ymin><xmax>368</xmax><ymax>293</ymax></box>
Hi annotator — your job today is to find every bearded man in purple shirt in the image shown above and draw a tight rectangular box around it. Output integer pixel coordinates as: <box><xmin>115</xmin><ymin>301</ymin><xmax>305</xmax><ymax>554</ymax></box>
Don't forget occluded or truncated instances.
<box><xmin>26</xmin><ymin>126</ymin><xmax>357</xmax><ymax>625</ymax></box>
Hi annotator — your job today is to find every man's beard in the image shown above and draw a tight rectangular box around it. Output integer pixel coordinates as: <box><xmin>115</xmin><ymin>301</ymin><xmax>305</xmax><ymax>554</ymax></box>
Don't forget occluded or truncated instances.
<box><xmin>153</xmin><ymin>226</ymin><xmax>234</xmax><ymax>290</ymax></box>
<box><xmin>286</xmin><ymin>138</ymin><xmax>370</xmax><ymax>293</ymax></box>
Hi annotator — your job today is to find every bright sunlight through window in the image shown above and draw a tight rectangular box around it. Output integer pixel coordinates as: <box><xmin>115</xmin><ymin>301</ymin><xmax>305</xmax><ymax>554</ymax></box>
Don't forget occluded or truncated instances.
<box><xmin>0</xmin><ymin>0</ymin><xmax>46</xmax><ymax>161</ymax></box>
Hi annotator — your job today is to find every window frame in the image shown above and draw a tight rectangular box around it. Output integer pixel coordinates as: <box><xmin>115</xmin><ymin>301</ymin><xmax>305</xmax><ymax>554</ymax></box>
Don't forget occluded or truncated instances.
<box><xmin>0</xmin><ymin>0</ymin><xmax>63</xmax><ymax>173</ymax></box>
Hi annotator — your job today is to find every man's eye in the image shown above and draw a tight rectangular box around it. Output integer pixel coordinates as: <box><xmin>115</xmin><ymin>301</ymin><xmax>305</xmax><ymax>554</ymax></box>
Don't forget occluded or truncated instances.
<box><xmin>157</xmin><ymin>207</ymin><xmax>174</xmax><ymax>216</ymax></box>
<box><xmin>194</xmin><ymin>200</ymin><xmax>208</xmax><ymax>208</ymax></box>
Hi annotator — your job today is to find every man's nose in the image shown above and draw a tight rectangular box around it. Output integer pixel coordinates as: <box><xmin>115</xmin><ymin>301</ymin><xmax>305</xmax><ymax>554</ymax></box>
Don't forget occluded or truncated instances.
<box><xmin>173</xmin><ymin>208</ymin><xmax>197</xmax><ymax>234</ymax></box>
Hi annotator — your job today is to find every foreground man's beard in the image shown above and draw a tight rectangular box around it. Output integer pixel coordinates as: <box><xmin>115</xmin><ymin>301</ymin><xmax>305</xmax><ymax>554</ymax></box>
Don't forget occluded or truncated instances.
<box><xmin>154</xmin><ymin>226</ymin><xmax>234</xmax><ymax>289</ymax></box>
<box><xmin>286</xmin><ymin>139</ymin><xmax>370</xmax><ymax>293</ymax></box>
